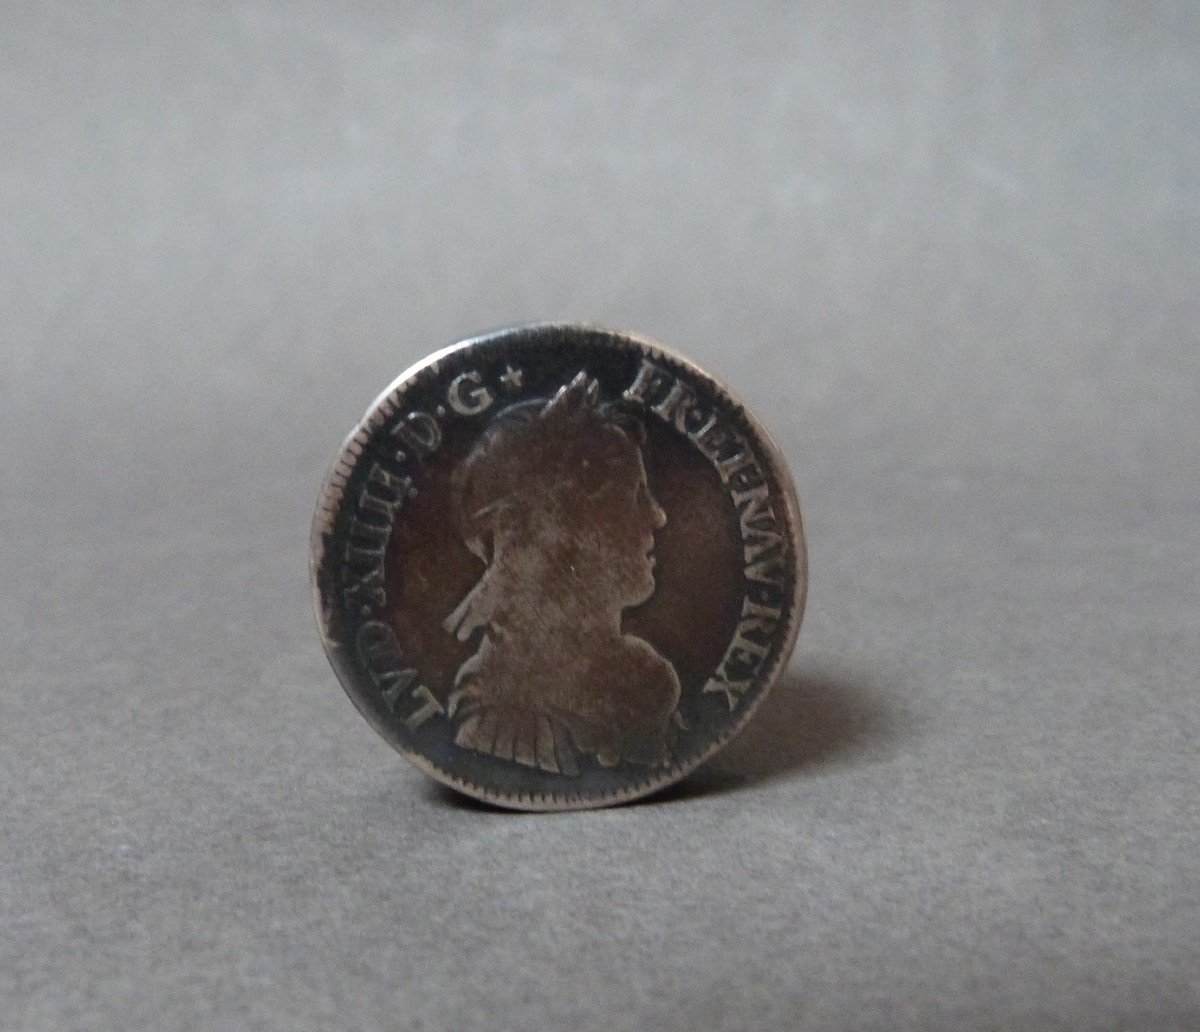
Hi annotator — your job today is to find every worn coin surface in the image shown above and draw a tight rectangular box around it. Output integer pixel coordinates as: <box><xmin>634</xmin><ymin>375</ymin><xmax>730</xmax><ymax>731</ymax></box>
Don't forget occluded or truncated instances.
<box><xmin>311</xmin><ymin>325</ymin><xmax>806</xmax><ymax>810</ymax></box>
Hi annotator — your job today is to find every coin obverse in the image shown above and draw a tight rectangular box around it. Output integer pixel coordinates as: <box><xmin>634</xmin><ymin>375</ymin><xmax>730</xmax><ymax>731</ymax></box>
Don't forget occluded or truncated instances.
<box><xmin>311</xmin><ymin>325</ymin><xmax>807</xmax><ymax>810</ymax></box>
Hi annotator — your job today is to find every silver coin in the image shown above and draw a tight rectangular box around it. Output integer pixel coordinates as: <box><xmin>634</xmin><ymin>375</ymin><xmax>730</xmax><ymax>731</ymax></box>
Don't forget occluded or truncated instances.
<box><xmin>311</xmin><ymin>325</ymin><xmax>807</xmax><ymax>809</ymax></box>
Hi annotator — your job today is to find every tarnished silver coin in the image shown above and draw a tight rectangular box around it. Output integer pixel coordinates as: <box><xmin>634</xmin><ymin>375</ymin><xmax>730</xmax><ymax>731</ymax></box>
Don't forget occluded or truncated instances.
<box><xmin>311</xmin><ymin>325</ymin><xmax>806</xmax><ymax>810</ymax></box>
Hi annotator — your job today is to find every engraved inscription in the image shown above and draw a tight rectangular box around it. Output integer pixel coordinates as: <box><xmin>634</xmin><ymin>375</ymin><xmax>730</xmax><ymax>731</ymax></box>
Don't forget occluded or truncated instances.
<box><xmin>391</xmin><ymin>410</ymin><xmax>443</xmax><ymax>462</ymax></box>
<box><xmin>624</xmin><ymin>357</ymin><xmax>791</xmax><ymax>710</ymax></box>
<box><xmin>402</xmin><ymin>684</ymin><xmax>444</xmax><ymax>730</ymax></box>
<box><xmin>447</xmin><ymin>370</ymin><xmax>495</xmax><ymax>416</ymax></box>
<box><xmin>342</xmin><ymin>461</ymin><xmax>413</xmax><ymax>613</ymax></box>
<box><xmin>701</xmin><ymin>598</ymin><xmax>783</xmax><ymax>709</ymax></box>
<box><xmin>443</xmin><ymin>372</ymin><xmax>682</xmax><ymax>773</ymax></box>
<box><xmin>356</xmin><ymin>621</ymin><xmax>445</xmax><ymax>728</ymax></box>
<box><xmin>345</xmin><ymin>411</ymin><xmax>443</xmax><ymax>623</ymax></box>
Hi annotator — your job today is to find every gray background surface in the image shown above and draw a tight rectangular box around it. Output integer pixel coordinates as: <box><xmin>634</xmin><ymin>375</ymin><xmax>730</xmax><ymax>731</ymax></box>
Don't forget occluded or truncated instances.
<box><xmin>3</xmin><ymin>2</ymin><xmax>1199</xmax><ymax>1030</ymax></box>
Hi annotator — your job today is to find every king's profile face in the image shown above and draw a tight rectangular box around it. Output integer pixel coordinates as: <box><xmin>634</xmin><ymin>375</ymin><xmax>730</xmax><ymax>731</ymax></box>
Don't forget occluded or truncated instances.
<box><xmin>569</xmin><ymin>440</ymin><xmax>666</xmax><ymax>610</ymax></box>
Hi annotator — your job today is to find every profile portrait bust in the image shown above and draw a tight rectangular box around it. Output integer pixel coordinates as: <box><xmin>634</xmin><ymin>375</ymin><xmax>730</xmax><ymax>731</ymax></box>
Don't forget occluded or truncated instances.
<box><xmin>444</xmin><ymin>371</ymin><xmax>681</xmax><ymax>775</ymax></box>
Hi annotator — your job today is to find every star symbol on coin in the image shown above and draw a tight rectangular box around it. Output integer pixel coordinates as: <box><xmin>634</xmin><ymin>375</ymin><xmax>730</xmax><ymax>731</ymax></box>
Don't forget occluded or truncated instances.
<box><xmin>499</xmin><ymin>364</ymin><xmax>524</xmax><ymax>391</ymax></box>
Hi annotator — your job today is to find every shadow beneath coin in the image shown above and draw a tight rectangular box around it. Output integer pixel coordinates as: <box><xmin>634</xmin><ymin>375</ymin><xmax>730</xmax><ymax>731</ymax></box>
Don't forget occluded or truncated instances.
<box><xmin>426</xmin><ymin>782</ymin><xmax>519</xmax><ymax>814</ymax></box>
<box><xmin>640</xmin><ymin>663</ymin><xmax>908</xmax><ymax>806</ymax></box>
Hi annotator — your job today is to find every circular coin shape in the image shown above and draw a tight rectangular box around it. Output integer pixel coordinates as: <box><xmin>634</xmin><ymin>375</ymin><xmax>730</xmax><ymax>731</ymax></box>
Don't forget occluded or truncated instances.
<box><xmin>311</xmin><ymin>325</ymin><xmax>806</xmax><ymax>810</ymax></box>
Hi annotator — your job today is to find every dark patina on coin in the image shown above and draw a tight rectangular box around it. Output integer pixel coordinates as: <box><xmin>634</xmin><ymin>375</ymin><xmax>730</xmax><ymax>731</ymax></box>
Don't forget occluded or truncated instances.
<box><xmin>311</xmin><ymin>325</ymin><xmax>806</xmax><ymax>810</ymax></box>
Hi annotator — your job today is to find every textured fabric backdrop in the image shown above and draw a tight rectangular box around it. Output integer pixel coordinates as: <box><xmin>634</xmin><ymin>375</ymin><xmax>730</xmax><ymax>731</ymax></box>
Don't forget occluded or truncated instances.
<box><xmin>3</xmin><ymin>3</ymin><xmax>1199</xmax><ymax>1030</ymax></box>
